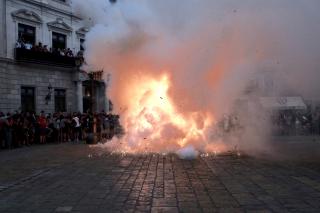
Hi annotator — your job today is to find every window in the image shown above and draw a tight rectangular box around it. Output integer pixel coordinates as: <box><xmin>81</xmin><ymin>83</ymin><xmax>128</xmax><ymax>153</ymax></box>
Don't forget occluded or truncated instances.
<box><xmin>54</xmin><ymin>89</ymin><xmax>66</xmax><ymax>112</ymax></box>
<box><xmin>21</xmin><ymin>87</ymin><xmax>35</xmax><ymax>112</ymax></box>
<box><xmin>18</xmin><ymin>23</ymin><xmax>35</xmax><ymax>44</ymax></box>
<box><xmin>80</xmin><ymin>38</ymin><xmax>85</xmax><ymax>51</ymax></box>
<box><xmin>52</xmin><ymin>32</ymin><xmax>66</xmax><ymax>50</ymax></box>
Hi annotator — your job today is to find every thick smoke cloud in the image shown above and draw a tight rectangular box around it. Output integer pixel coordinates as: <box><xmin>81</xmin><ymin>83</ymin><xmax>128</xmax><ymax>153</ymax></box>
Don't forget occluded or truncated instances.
<box><xmin>72</xmin><ymin>0</ymin><xmax>320</xmax><ymax>155</ymax></box>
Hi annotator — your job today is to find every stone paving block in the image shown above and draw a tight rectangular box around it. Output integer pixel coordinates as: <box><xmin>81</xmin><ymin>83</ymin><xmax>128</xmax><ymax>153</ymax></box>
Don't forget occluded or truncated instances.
<box><xmin>217</xmin><ymin>207</ymin><xmax>244</xmax><ymax>213</ymax></box>
<box><xmin>179</xmin><ymin>207</ymin><xmax>202</xmax><ymax>213</ymax></box>
<box><xmin>152</xmin><ymin>198</ymin><xmax>177</xmax><ymax>207</ymax></box>
<box><xmin>178</xmin><ymin>201</ymin><xmax>199</xmax><ymax>209</ymax></box>
<box><xmin>202</xmin><ymin>207</ymin><xmax>219</xmax><ymax>213</ymax></box>
<box><xmin>135</xmin><ymin>205</ymin><xmax>152</xmax><ymax>212</ymax></box>
<box><xmin>55</xmin><ymin>206</ymin><xmax>73</xmax><ymax>212</ymax></box>
<box><xmin>151</xmin><ymin>207</ymin><xmax>179</xmax><ymax>213</ymax></box>
<box><xmin>211</xmin><ymin>195</ymin><xmax>239</xmax><ymax>207</ymax></box>
<box><xmin>232</xmin><ymin>193</ymin><xmax>263</xmax><ymax>206</ymax></box>
<box><xmin>1</xmin><ymin>144</ymin><xmax>320</xmax><ymax>212</ymax></box>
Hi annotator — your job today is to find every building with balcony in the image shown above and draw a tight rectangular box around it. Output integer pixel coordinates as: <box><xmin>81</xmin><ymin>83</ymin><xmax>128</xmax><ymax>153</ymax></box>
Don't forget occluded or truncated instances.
<box><xmin>0</xmin><ymin>0</ymin><xmax>108</xmax><ymax>114</ymax></box>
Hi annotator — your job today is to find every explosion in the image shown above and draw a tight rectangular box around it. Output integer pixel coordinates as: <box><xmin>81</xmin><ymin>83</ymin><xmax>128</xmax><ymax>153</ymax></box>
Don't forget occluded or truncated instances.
<box><xmin>106</xmin><ymin>73</ymin><xmax>226</xmax><ymax>155</ymax></box>
<box><xmin>73</xmin><ymin>0</ymin><xmax>320</xmax><ymax>157</ymax></box>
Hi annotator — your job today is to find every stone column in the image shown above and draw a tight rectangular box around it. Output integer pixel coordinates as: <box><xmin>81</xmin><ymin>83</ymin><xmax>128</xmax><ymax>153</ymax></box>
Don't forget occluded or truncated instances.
<box><xmin>97</xmin><ymin>83</ymin><xmax>106</xmax><ymax>112</ymax></box>
<box><xmin>104</xmin><ymin>73</ymin><xmax>111</xmax><ymax>112</ymax></box>
<box><xmin>101</xmin><ymin>84</ymin><xmax>107</xmax><ymax>112</ymax></box>
<box><xmin>76</xmin><ymin>81</ymin><xmax>83</xmax><ymax>113</ymax></box>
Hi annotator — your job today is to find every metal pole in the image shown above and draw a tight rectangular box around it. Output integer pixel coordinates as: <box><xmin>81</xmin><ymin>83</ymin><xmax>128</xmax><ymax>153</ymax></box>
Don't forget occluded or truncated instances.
<box><xmin>87</xmin><ymin>73</ymin><xmax>96</xmax><ymax>144</ymax></box>
<box><xmin>90</xmin><ymin>73</ymin><xmax>94</xmax><ymax>114</ymax></box>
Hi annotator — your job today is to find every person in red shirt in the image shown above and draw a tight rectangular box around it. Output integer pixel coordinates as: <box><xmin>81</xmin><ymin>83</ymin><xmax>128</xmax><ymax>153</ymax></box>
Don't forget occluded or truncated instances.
<box><xmin>38</xmin><ymin>112</ymin><xmax>47</xmax><ymax>144</ymax></box>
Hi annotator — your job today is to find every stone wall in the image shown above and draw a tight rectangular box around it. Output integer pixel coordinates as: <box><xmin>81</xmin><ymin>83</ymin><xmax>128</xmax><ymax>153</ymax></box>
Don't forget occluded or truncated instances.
<box><xmin>0</xmin><ymin>0</ymin><xmax>6</xmax><ymax>58</ymax></box>
<box><xmin>6</xmin><ymin>0</ymin><xmax>83</xmax><ymax>59</ymax></box>
<box><xmin>0</xmin><ymin>59</ymin><xmax>78</xmax><ymax>114</ymax></box>
<box><xmin>0</xmin><ymin>0</ymin><xmax>107</xmax><ymax>114</ymax></box>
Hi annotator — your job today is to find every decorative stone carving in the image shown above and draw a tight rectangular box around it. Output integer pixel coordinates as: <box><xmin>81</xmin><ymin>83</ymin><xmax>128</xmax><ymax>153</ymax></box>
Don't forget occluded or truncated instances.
<box><xmin>11</xmin><ymin>9</ymin><xmax>43</xmax><ymax>24</ymax></box>
<box><xmin>76</xmin><ymin>27</ymin><xmax>89</xmax><ymax>38</ymax></box>
<box><xmin>47</xmin><ymin>18</ymin><xmax>72</xmax><ymax>32</ymax></box>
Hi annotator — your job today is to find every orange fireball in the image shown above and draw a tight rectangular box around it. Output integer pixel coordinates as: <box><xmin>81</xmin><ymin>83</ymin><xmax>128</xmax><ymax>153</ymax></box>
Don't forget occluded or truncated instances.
<box><xmin>105</xmin><ymin>72</ymin><xmax>228</xmax><ymax>154</ymax></box>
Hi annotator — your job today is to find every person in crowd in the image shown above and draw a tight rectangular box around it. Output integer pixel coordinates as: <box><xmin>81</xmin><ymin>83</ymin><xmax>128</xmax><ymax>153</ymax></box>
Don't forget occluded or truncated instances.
<box><xmin>34</xmin><ymin>42</ymin><xmax>43</xmax><ymax>52</ymax></box>
<box><xmin>102</xmin><ymin>112</ymin><xmax>109</xmax><ymax>139</ymax></box>
<box><xmin>12</xmin><ymin>113</ymin><xmax>22</xmax><ymax>147</ymax></box>
<box><xmin>22</xmin><ymin>113</ymin><xmax>31</xmax><ymax>146</ymax></box>
<box><xmin>66</xmin><ymin>48</ymin><xmax>74</xmax><ymax>57</ymax></box>
<box><xmin>82</xmin><ymin>113</ymin><xmax>89</xmax><ymax>141</ymax></box>
<box><xmin>38</xmin><ymin>111</ymin><xmax>47</xmax><ymax>144</ymax></box>
<box><xmin>0</xmin><ymin>109</ymin><xmax>126</xmax><ymax>150</ymax></box>
<box><xmin>4</xmin><ymin>113</ymin><xmax>13</xmax><ymax>149</ymax></box>
<box><xmin>15</xmin><ymin>39</ymin><xmax>77</xmax><ymax>59</ymax></box>
<box><xmin>59</xmin><ymin>48</ymin><xmax>65</xmax><ymax>56</ymax></box>
<box><xmin>77</xmin><ymin>50</ymin><xmax>84</xmax><ymax>57</ymax></box>
<box><xmin>65</xmin><ymin>114</ymin><xmax>72</xmax><ymax>142</ymax></box>
<box><xmin>24</xmin><ymin>41</ymin><xmax>33</xmax><ymax>50</ymax></box>
<box><xmin>52</xmin><ymin>113</ymin><xmax>60</xmax><ymax>142</ymax></box>
<box><xmin>60</xmin><ymin>114</ymin><xmax>67</xmax><ymax>142</ymax></box>
<box><xmin>58</xmin><ymin>114</ymin><xmax>65</xmax><ymax>142</ymax></box>
<box><xmin>43</xmin><ymin>45</ymin><xmax>49</xmax><ymax>53</ymax></box>
<box><xmin>72</xmin><ymin>113</ymin><xmax>81</xmax><ymax>142</ymax></box>
<box><xmin>46</xmin><ymin>114</ymin><xmax>54</xmax><ymax>143</ymax></box>
<box><xmin>0</xmin><ymin>112</ymin><xmax>5</xmax><ymax>148</ymax></box>
<box><xmin>15</xmin><ymin>38</ymin><xmax>25</xmax><ymax>49</ymax></box>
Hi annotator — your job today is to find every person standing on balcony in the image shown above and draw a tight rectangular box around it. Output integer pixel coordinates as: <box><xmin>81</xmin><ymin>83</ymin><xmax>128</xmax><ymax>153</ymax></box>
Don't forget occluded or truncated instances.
<box><xmin>25</xmin><ymin>41</ymin><xmax>32</xmax><ymax>50</ymax></box>
<box><xmin>15</xmin><ymin>38</ymin><xmax>25</xmax><ymax>49</ymax></box>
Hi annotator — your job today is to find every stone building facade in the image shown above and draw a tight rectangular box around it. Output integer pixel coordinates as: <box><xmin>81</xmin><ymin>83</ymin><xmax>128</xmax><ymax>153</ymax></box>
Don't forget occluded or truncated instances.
<box><xmin>0</xmin><ymin>0</ymin><xmax>107</xmax><ymax>114</ymax></box>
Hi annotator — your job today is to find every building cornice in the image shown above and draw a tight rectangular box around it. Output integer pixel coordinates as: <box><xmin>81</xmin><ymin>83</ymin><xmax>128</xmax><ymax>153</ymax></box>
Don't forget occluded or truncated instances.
<box><xmin>47</xmin><ymin>17</ymin><xmax>72</xmax><ymax>32</ymax></box>
<box><xmin>12</xmin><ymin>9</ymin><xmax>43</xmax><ymax>24</ymax></box>
<box><xmin>11</xmin><ymin>0</ymin><xmax>82</xmax><ymax>21</ymax></box>
<box><xmin>0</xmin><ymin>57</ymin><xmax>77</xmax><ymax>72</ymax></box>
<box><xmin>76</xmin><ymin>27</ymin><xmax>89</xmax><ymax>38</ymax></box>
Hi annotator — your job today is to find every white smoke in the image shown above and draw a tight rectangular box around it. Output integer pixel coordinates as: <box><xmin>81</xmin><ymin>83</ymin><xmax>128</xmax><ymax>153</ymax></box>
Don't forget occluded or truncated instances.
<box><xmin>72</xmin><ymin>0</ymin><xmax>320</xmax><ymax>156</ymax></box>
<box><xmin>176</xmin><ymin>145</ymin><xmax>199</xmax><ymax>160</ymax></box>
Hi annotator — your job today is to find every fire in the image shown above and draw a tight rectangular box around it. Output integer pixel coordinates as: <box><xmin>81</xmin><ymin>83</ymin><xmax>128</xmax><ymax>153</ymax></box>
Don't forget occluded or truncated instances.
<box><xmin>106</xmin><ymin>72</ymin><xmax>227</xmax><ymax>154</ymax></box>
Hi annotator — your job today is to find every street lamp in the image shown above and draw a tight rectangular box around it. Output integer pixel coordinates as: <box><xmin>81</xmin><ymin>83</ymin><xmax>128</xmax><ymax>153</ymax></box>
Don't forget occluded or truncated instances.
<box><xmin>45</xmin><ymin>83</ymin><xmax>53</xmax><ymax>105</ymax></box>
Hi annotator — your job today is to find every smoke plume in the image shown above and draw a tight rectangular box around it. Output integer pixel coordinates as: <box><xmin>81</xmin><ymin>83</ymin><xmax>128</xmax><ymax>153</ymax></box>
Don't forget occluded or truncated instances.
<box><xmin>72</xmin><ymin>0</ymin><xmax>320</xmax><ymax>156</ymax></box>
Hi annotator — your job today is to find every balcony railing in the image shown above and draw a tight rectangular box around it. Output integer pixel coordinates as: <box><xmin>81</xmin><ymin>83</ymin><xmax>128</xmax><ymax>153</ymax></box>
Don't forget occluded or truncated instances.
<box><xmin>15</xmin><ymin>48</ymin><xmax>83</xmax><ymax>68</ymax></box>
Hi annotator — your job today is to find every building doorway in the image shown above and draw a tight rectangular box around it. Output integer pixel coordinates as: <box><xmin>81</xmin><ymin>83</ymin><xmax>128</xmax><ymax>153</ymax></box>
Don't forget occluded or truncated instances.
<box><xmin>21</xmin><ymin>86</ymin><xmax>35</xmax><ymax>112</ymax></box>
<box><xmin>82</xmin><ymin>80</ymin><xmax>105</xmax><ymax>113</ymax></box>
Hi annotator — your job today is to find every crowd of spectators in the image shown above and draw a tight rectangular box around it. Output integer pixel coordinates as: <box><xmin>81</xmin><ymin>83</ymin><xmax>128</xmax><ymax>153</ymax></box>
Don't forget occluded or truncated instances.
<box><xmin>3</xmin><ymin>108</ymin><xmax>320</xmax><ymax>150</ymax></box>
<box><xmin>271</xmin><ymin>109</ymin><xmax>320</xmax><ymax>136</ymax></box>
<box><xmin>0</xmin><ymin>111</ymin><xmax>123</xmax><ymax>150</ymax></box>
<box><xmin>218</xmin><ymin>114</ymin><xmax>242</xmax><ymax>134</ymax></box>
<box><xmin>15</xmin><ymin>38</ymin><xmax>84</xmax><ymax>59</ymax></box>
<box><xmin>213</xmin><ymin>109</ymin><xmax>320</xmax><ymax>138</ymax></box>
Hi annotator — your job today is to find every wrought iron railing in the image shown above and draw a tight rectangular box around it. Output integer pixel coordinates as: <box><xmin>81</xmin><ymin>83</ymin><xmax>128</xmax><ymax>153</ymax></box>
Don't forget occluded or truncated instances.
<box><xmin>15</xmin><ymin>48</ymin><xmax>83</xmax><ymax>68</ymax></box>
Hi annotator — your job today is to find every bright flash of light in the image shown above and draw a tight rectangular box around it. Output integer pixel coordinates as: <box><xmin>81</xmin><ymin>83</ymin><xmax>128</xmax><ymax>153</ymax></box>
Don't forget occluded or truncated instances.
<box><xmin>105</xmin><ymin>72</ymin><xmax>227</xmax><ymax>155</ymax></box>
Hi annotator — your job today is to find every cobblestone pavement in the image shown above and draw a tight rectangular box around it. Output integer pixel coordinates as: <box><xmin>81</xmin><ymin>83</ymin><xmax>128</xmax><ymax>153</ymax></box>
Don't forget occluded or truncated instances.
<box><xmin>0</xmin><ymin>143</ymin><xmax>320</xmax><ymax>213</ymax></box>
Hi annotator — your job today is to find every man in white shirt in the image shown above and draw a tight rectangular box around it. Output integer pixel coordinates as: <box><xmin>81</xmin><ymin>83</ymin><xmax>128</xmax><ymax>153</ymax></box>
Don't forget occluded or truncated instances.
<box><xmin>25</xmin><ymin>42</ymin><xmax>33</xmax><ymax>50</ymax></box>
<box><xmin>72</xmin><ymin>114</ymin><xmax>81</xmax><ymax>142</ymax></box>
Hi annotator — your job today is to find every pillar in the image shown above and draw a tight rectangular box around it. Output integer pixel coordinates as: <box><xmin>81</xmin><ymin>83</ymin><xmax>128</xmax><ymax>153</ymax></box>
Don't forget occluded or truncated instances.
<box><xmin>105</xmin><ymin>83</ymin><xmax>109</xmax><ymax>112</ymax></box>
<box><xmin>76</xmin><ymin>81</ymin><xmax>83</xmax><ymax>113</ymax></box>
